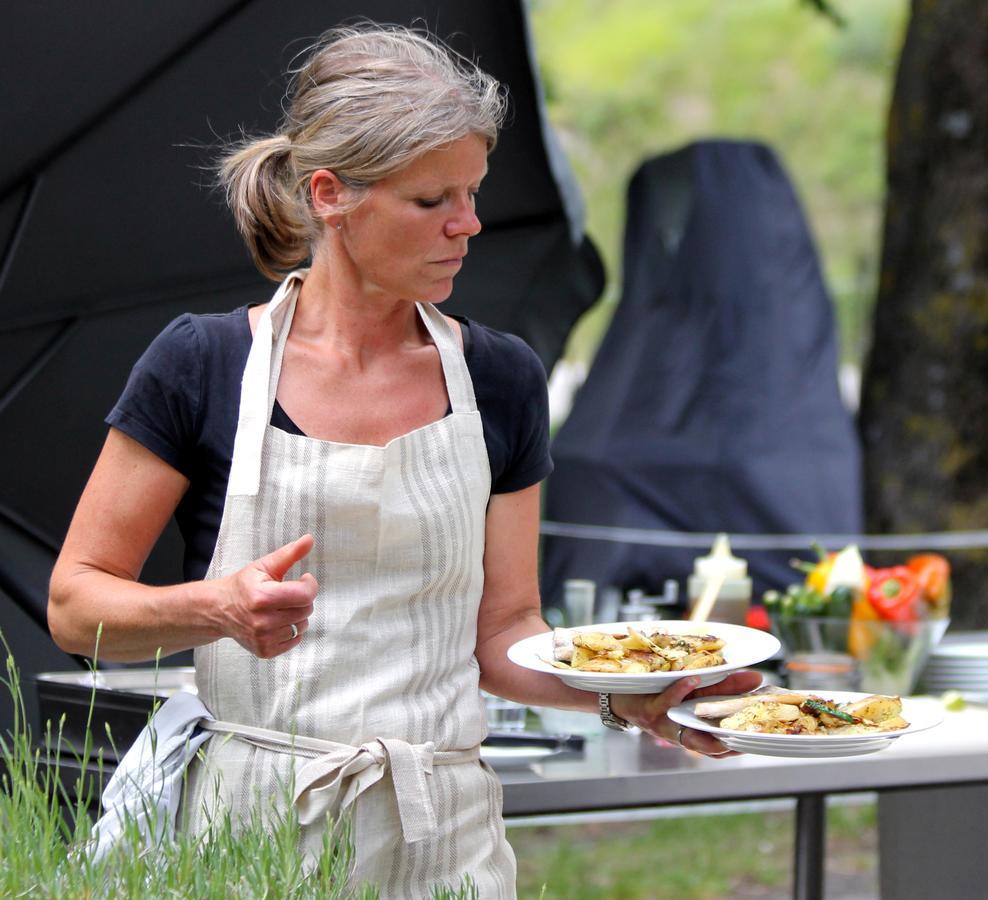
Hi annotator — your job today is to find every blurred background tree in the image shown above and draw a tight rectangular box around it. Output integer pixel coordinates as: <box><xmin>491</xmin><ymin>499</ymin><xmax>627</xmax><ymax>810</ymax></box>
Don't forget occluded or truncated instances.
<box><xmin>859</xmin><ymin>0</ymin><xmax>988</xmax><ymax>628</ymax></box>
<box><xmin>528</xmin><ymin>0</ymin><xmax>907</xmax><ymax>399</ymax></box>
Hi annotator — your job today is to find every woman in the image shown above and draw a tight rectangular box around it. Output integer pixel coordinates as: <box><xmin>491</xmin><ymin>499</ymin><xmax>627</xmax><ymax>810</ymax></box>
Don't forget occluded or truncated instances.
<box><xmin>48</xmin><ymin>25</ymin><xmax>759</xmax><ymax>898</ymax></box>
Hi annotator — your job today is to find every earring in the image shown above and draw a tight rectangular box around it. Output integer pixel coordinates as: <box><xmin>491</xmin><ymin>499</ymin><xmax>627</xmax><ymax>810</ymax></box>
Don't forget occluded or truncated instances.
<box><xmin>335</xmin><ymin>223</ymin><xmax>342</xmax><ymax>230</ymax></box>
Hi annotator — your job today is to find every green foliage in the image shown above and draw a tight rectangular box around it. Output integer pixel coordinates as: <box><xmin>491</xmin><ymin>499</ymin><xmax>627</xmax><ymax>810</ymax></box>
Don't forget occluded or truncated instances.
<box><xmin>0</xmin><ymin>633</ymin><xmax>476</xmax><ymax>899</ymax></box>
<box><xmin>527</xmin><ymin>0</ymin><xmax>909</xmax><ymax>367</ymax></box>
<box><xmin>514</xmin><ymin>803</ymin><xmax>878</xmax><ymax>898</ymax></box>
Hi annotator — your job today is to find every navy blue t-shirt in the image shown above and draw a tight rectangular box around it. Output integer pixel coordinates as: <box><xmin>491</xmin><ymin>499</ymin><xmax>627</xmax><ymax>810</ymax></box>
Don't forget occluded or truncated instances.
<box><xmin>107</xmin><ymin>306</ymin><xmax>553</xmax><ymax>581</ymax></box>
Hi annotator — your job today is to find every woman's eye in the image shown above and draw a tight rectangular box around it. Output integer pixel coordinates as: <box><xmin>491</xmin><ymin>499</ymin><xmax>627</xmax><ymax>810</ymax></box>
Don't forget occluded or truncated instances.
<box><xmin>416</xmin><ymin>197</ymin><xmax>443</xmax><ymax>209</ymax></box>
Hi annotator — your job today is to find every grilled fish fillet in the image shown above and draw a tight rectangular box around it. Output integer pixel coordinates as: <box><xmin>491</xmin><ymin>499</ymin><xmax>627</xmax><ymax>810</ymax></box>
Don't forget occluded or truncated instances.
<box><xmin>694</xmin><ymin>686</ymin><xmax>807</xmax><ymax>719</ymax></box>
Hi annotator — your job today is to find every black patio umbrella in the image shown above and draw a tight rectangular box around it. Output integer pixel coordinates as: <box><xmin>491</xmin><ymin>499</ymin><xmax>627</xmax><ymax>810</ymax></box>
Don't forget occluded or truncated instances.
<box><xmin>0</xmin><ymin>0</ymin><xmax>603</xmax><ymax>735</ymax></box>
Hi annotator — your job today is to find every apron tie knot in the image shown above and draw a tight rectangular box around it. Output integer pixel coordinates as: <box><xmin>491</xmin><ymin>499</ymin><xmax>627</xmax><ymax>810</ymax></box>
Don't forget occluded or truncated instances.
<box><xmin>293</xmin><ymin>738</ymin><xmax>438</xmax><ymax>844</ymax></box>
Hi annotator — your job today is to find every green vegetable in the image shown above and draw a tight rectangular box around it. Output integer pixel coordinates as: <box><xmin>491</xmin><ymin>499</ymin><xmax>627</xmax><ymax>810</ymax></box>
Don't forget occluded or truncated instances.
<box><xmin>827</xmin><ymin>586</ymin><xmax>855</xmax><ymax>618</ymax></box>
<box><xmin>802</xmin><ymin>699</ymin><xmax>857</xmax><ymax>723</ymax></box>
<box><xmin>789</xmin><ymin>585</ymin><xmax>826</xmax><ymax>616</ymax></box>
<box><xmin>942</xmin><ymin>690</ymin><xmax>966</xmax><ymax>711</ymax></box>
<box><xmin>779</xmin><ymin>592</ymin><xmax>797</xmax><ymax>618</ymax></box>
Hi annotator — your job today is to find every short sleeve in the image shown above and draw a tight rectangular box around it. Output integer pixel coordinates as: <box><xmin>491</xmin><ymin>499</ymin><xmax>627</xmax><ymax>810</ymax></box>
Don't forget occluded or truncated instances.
<box><xmin>492</xmin><ymin>337</ymin><xmax>554</xmax><ymax>493</ymax></box>
<box><xmin>461</xmin><ymin>318</ymin><xmax>554</xmax><ymax>495</ymax></box>
<box><xmin>105</xmin><ymin>315</ymin><xmax>202</xmax><ymax>477</ymax></box>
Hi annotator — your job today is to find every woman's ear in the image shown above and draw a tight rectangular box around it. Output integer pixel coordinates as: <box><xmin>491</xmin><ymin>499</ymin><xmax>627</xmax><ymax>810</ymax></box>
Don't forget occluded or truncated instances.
<box><xmin>309</xmin><ymin>169</ymin><xmax>347</xmax><ymax>224</ymax></box>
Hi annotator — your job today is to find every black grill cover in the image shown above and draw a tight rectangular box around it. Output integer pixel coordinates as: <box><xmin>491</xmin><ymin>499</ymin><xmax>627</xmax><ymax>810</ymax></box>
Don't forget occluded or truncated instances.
<box><xmin>541</xmin><ymin>140</ymin><xmax>863</xmax><ymax>607</ymax></box>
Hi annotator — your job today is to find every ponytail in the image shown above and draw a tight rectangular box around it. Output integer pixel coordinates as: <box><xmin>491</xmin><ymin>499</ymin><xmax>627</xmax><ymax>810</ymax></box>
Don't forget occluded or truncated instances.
<box><xmin>218</xmin><ymin>134</ymin><xmax>310</xmax><ymax>281</ymax></box>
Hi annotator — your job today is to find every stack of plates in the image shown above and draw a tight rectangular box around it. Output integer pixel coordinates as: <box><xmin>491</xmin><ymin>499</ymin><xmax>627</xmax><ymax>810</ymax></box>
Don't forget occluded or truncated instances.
<box><xmin>714</xmin><ymin>731</ymin><xmax>894</xmax><ymax>759</ymax></box>
<box><xmin>920</xmin><ymin>632</ymin><xmax>988</xmax><ymax>702</ymax></box>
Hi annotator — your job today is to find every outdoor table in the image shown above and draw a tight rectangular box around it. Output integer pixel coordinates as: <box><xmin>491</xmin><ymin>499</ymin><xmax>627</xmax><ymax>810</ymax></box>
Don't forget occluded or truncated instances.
<box><xmin>497</xmin><ymin>701</ymin><xmax>988</xmax><ymax>900</ymax></box>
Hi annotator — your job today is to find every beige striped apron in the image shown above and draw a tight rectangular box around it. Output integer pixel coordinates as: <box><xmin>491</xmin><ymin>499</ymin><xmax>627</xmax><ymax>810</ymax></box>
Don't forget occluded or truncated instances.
<box><xmin>181</xmin><ymin>271</ymin><xmax>517</xmax><ymax>898</ymax></box>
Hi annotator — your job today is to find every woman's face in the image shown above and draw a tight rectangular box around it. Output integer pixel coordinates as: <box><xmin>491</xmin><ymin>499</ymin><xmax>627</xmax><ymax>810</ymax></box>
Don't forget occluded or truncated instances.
<box><xmin>338</xmin><ymin>133</ymin><xmax>488</xmax><ymax>304</ymax></box>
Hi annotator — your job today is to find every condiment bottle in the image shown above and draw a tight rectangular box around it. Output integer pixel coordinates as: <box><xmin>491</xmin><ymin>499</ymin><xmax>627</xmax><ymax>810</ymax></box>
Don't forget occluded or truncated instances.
<box><xmin>619</xmin><ymin>589</ymin><xmax>659</xmax><ymax>622</ymax></box>
<box><xmin>563</xmin><ymin>579</ymin><xmax>596</xmax><ymax>627</ymax></box>
<box><xmin>687</xmin><ymin>534</ymin><xmax>752</xmax><ymax>626</ymax></box>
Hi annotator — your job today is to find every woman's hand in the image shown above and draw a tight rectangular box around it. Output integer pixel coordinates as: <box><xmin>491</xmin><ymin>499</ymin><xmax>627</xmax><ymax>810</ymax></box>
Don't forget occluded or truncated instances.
<box><xmin>610</xmin><ymin>670</ymin><xmax>763</xmax><ymax>758</ymax></box>
<box><xmin>215</xmin><ymin>535</ymin><xmax>319</xmax><ymax>658</ymax></box>
<box><xmin>50</xmin><ymin>431</ymin><xmax>321</xmax><ymax>662</ymax></box>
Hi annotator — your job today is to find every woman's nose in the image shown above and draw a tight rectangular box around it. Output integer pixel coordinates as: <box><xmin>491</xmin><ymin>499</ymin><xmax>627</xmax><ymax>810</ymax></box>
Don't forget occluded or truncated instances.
<box><xmin>445</xmin><ymin>200</ymin><xmax>482</xmax><ymax>238</ymax></box>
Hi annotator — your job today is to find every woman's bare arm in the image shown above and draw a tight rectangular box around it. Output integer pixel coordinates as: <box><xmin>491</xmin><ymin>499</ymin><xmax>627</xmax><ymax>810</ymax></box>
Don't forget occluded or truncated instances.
<box><xmin>48</xmin><ymin>428</ymin><xmax>317</xmax><ymax>662</ymax></box>
<box><xmin>474</xmin><ymin>484</ymin><xmax>597</xmax><ymax>712</ymax></box>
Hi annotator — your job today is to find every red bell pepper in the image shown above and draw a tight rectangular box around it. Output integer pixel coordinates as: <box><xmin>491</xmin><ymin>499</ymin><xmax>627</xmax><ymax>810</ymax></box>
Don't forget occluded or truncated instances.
<box><xmin>746</xmin><ymin>604</ymin><xmax>771</xmax><ymax>631</ymax></box>
<box><xmin>867</xmin><ymin>566</ymin><xmax>921</xmax><ymax>621</ymax></box>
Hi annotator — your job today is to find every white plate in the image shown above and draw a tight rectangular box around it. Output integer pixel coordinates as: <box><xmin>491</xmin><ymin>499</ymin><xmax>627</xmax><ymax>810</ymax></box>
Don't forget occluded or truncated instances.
<box><xmin>923</xmin><ymin>673</ymin><xmax>988</xmax><ymax>683</ymax></box>
<box><xmin>507</xmin><ymin>621</ymin><xmax>780</xmax><ymax>694</ymax></box>
<box><xmin>668</xmin><ymin>691</ymin><xmax>943</xmax><ymax>758</ymax></box>
<box><xmin>927</xmin><ymin>659</ymin><xmax>988</xmax><ymax>667</ymax></box>
<box><xmin>923</xmin><ymin>672</ymin><xmax>988</xmax><ymax>683</ymax></box>
<box><xmin>923</xmin><ymin>683</ymin><xmax>988</xmax><ymax>693</ymax></box>
<box><xmin>718</xmin><ymin>736</ymin><xmax>892</xmax><ymax>758</ymax></box>
<box><xmin>929</xmin><ymin>642</ymin><xmax>988</xmax><ymax>659</ymax></box>
<box><xmin>480</xmin><ymin>744</ymin><xmax>563</xmax><ymax>769</ymax></box>
<box><xmin>925</xmin><ymin>664</ymin><xmax>988</xmax><ymax>672</ymax></box>
<box><xmin>925</xmin><ymin>662</ymin><xmax>988</xmax><ymax>671</ymax></box>
<box><xmin>36</xmin><ymin>667</ymin><xmax>198</xmax><ymax>697</ymax></box>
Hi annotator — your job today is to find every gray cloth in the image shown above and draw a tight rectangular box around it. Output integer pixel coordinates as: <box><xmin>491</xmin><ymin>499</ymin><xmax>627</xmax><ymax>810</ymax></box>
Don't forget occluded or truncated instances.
<box><xmin>89</xmin><ymin>691</ymin><xmax>213</xmax><ymax>862</ymax></box>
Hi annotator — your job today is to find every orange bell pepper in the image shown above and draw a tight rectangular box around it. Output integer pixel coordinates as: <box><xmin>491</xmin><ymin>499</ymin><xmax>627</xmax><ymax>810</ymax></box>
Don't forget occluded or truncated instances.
<box><xmin>907</xmin><ymin>554</ymin><xmax>951</xmax><ymax>616</ymax></box>
<box><xmin>849</xmin><ymin>591</ymin><xmax>880</xmax><ymax>658</ymax></box>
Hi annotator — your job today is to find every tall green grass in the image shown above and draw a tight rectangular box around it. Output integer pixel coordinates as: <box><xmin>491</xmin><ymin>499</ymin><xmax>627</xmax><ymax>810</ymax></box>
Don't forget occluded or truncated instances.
<box><xmin>0</xmin><ymin>634</ymin><xmax>477</xmax><ymax>899</ymax></box>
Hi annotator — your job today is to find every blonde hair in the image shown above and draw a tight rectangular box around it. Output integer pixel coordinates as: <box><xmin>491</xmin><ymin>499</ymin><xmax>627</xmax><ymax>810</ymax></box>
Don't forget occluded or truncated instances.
<box><xmin>219</xmin><ymin>25</ymin><xmax>507</xmax><ymax>280</ymax></box>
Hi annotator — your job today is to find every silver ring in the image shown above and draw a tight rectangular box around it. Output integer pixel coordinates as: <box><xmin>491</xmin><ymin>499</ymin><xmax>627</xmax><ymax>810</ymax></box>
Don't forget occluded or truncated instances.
<box><xmin>677</xmin><ymin>724</ymin><xmax>687</xmax><ymax>745</ymax></box>
<box><xmin>289</xmin><ymin>623</ymin><xmax>299</xmax><ymax>640</ymax></box>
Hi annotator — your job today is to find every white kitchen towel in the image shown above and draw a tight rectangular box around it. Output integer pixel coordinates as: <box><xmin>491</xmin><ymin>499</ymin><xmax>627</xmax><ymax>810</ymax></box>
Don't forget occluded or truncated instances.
<box><xmin>89</xmin><ymin>690</ymin><xmax>213</xmax><ymax>862</ymax></box>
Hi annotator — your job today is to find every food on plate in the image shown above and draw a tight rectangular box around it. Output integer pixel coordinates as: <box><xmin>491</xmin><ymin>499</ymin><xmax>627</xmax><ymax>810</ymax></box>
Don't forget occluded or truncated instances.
<box><xmin>695</xmin><ymin>690</ymin><xmax>909</xmax><ymax>735</ymax></box>
<box><xmin>548</xmin><ymin>625</ymin><xmax>726</xmax><ymax>673</ymax></box>
<box><xmin>688</xmin><ymin>685</ymin><xmax>809</xmax><ymax>719</ymax></box>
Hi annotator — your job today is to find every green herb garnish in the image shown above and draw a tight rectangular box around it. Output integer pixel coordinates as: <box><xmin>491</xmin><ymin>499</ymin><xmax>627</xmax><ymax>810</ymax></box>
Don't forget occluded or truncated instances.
<box><xmin>802</xmin><ymin>699</ymin><xmax>857</xmax><ymax>723</ymax></box>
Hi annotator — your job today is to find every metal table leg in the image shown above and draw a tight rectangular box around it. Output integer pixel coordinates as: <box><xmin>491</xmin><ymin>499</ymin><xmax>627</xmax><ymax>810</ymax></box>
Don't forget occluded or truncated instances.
<box><xmin>793</xmin><ymin>793</ymin><xmax>825</xmax><ymax>900</ymax></box>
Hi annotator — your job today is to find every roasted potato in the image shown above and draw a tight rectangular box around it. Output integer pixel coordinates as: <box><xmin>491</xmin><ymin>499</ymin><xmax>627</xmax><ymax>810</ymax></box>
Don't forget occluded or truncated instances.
<box><xmin>841</xmin><ymin>695</ymin><xmax>903</xmax><ymax>724</ymax></box>
<box><xmin>551</xmin><ymin>627</ymin><xmax>727</xmax><ymax>672</ymax></box>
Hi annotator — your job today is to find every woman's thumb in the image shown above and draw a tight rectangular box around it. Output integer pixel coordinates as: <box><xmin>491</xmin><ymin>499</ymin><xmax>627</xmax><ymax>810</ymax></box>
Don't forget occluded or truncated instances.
<box><xmin>257</xmin><ymin>534</ymin><xmax>314</xmax><ymax>581</ymax></box>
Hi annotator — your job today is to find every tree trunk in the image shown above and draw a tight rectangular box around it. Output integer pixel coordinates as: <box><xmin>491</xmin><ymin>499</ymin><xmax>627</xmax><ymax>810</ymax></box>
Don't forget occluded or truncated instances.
<box><xmin>860</xmin><ymin>0</ymin><xmax>988</xmax><ymax>628</ymax></box>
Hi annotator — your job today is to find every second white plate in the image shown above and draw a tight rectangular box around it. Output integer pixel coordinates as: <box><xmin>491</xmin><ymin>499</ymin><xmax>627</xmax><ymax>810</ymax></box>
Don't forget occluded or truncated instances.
<box><xmin>669</xmin><ymin>691</ymin><xmax>943</xmax><ymax>758</ymax></box>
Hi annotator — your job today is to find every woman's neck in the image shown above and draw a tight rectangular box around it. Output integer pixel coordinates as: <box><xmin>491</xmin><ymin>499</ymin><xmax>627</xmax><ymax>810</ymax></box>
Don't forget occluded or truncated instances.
<box><xmin>291</xmin><ymin>252</ymin><xmax>427</xmax><ymax>369</ymax></box>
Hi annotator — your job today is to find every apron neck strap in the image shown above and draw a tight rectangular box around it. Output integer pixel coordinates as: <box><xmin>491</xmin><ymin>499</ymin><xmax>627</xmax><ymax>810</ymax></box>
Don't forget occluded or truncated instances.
<box><xmin>227</xmin><ymin>271</ymin><xmax>304</xmax><ymax>497</ymax></box>
<box><xmin>415</xmin><ymin>302</ymin><xmax>477</xmax><ymax>415</ymax></box>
